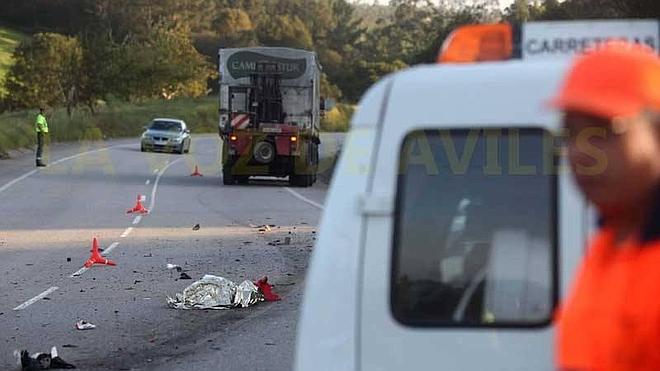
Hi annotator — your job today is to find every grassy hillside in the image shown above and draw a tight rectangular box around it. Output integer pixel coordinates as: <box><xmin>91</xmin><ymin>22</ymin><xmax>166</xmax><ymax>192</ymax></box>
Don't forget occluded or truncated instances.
<box><xmin>0</xmin><ymin>26</ymin><xmax>27</xmax><ymax>94</ymax></box>
<box><xmin>0</xmin><ymin>97</ymin><xmax>218</xmax><ymax>158</ymax></box>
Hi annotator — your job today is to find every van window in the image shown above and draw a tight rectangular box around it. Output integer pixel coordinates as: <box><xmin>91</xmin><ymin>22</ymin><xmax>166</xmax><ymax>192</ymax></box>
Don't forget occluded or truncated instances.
<box><xmin>391</xmin><ymin>128</ymin><xmax>557</xmax><ymax>327</ymax></box>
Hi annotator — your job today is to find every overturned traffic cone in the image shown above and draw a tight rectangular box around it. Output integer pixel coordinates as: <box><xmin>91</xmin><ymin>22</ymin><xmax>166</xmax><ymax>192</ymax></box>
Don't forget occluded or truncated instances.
<box><xmin>190</xmin><ymin>165</ymin><xmax>203</xmax><ymax>177</ymax></box>
<box><xmin>83</xmin><ymin>237</ymin><xmax>116</xmax><ymax>268</ymax></box>
<box><xmin>126</xmin><ymin>194</ymin><xmax>149</xmax><ymax>214</ymax></box>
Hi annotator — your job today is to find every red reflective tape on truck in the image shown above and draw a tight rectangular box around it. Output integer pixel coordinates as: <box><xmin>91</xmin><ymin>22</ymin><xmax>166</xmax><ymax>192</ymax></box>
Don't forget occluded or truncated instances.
<box><xmin>231</xmin><ymin>114</ymin><xmax>250</xmax><ymax>129</ymax></box>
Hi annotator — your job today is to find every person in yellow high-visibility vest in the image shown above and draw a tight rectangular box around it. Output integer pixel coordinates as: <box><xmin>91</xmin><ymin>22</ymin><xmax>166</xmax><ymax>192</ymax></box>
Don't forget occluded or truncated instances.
<box><xmin>35</xmin><ymin>107</ymin><xmax>48</xmax><ymax>167</ymax></box>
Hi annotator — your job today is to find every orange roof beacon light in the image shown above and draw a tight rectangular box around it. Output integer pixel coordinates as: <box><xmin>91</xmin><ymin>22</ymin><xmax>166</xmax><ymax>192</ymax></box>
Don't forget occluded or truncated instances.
<box><xmin>438</xmin><ymin>23</ymin><xmax>514</xmax><ymax>64</ymax></box>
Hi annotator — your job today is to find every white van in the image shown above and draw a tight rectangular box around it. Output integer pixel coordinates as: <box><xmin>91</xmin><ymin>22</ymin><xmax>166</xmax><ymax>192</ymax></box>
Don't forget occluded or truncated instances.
<box><xmin>295</xmin><ymin>20</ymin><xmax>659</xmax><ymax>371</ymax></box>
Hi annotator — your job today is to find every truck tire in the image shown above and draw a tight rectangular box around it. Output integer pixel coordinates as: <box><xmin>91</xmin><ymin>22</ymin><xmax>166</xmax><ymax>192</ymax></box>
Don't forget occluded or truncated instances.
<box><xmin>222</xmin><ymin>167</ymin><xmax>235</xmax><ymax>185</ymax></box>
<box><xmin>253</xmin><ymin>141</ymin><xmax>275</xmax><ymax>164</ymax></box>
<box><xmin>290</xmin><ymin>174</ymin><xmax>312</xmax><ymax>187</ymax></box>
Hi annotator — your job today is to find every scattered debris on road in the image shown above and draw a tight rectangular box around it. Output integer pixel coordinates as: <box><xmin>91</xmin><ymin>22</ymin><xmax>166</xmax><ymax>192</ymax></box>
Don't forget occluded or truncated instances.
<box><xmin>251</xmin><ymin>224</ymin><xmax>276</xmax><ymax>233</ymax></box>
<box><xmin>254</xmin><ymin>277</ymin><xmax>281</xmax><ymax>302</ymax></box>
<box><xmin>143</xmin><ymin>253</ymin><xmax>152</xmax><ymax>258</ymax></box>
<box><xmin>179</xmin><ymin>272</ymin><xmax>192</xmax><ymax>280</ymax></box>
<box><xmin>15</xmin><ymin>346</ymin><xmax>76</xmax><ymax>370</ymax></box>
<box><xmin>192</xmin><ymin>224</ymin><xmax>200</xmax><ymax>231</ymax></box>
<box><xmin>75</xmin><ymin>320</ymin><xmax>96</xmax><ymax>330</ymax></box>
<box><xmin>267</xmin><ymin>236</ymin><xmax>292</xmax><ymax>246</ymax></box>
<box><xmin>166</xmin><ymin>264</ymin><xmax>182</xmax><ymax>272</ymax></box>
<box><xmin>167</xmin><ymin>274</ymin><xmax>280</xmax><ymax>310</ymax></box>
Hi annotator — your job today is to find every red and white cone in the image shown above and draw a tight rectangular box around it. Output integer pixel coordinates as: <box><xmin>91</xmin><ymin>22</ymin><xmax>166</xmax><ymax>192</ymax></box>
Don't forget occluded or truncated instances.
<box><xmin>126</xmin><ymin>195</ymin><xmax>149</xmax><ymax>214</ymax></box>
<box><xmin>83</xmin><ymin>237</ymin><xmax>116</xmax><ymax>268</ymax></box>
<box><xmin>190</xmin><ymin>165</ymin><xmax>203</xmax><ymax>177</ymax></box>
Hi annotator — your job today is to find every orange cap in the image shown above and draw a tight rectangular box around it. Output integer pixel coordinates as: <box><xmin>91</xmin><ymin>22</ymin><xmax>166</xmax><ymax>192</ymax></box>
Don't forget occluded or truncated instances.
<box><xmin>549</xmin><ymin>41</ymin><xmax>660</xmax><ymax>119</ymax></box>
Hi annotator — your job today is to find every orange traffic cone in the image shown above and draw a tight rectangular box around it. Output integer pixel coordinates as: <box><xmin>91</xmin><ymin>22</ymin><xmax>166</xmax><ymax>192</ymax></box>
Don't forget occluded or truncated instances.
<box><xmin>84</xmin><ymin>237</ymin><xmax>116</xmax><ymax>268</ymax></box>
<box><xmin>190</xmin><ymin>165</ymin><xmax>203</xmax><ymax>177</ymax></box>
<box><xmin>126</xmin><ymin>195</ymin><xmax>149</xmax><ymax>214</ymax></box>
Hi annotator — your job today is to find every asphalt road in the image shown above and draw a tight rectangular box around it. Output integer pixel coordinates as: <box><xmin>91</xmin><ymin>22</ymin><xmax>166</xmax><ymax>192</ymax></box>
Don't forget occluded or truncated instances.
<box><xmin>0</xmin><ymin>133</ymin><xmax>343</xmax><ymax>370</ymax></box>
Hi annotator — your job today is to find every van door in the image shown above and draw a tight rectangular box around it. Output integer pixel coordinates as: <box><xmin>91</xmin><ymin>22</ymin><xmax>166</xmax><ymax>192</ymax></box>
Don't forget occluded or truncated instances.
<box><xmin>358</xmin><ymin>124</ymin><xmax>584</xmax><ymax>370</ymax></box>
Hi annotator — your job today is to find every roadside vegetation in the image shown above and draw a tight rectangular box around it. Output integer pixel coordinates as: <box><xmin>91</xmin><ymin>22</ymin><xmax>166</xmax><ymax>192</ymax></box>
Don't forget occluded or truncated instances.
<box><xmin>0</xmin><ymin>26</ymin><xmax>26</xmax><ymax>95</ymax></box>
<box><xmin>0</xmin><ymin>97</ymin><xmax>217</xmax><ymax>158</ymax></box>
<box><xmin>321</xmin><ymin>104</ymin><xmax>355</xmax><ymax>132</ymax></box>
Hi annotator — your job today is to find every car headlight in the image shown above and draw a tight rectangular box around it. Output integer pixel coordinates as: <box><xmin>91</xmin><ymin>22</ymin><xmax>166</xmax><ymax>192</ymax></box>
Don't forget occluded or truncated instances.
<box><xmin>171</xmin><ymin>137</ymin><xmax>183</xmax><ymax>142</ymax></box>
<box><xmin>142</xmin><ymin>133</ymin><xmax>150</xmax><ymax>139</ymax></box>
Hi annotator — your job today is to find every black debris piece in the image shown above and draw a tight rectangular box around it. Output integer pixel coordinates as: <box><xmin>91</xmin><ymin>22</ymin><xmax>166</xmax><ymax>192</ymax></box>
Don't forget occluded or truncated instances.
<box><xmin>180</xmin><ymin>272</ymin><xmax>192</xmax><ymax>280</ymax></box>
<box><xmin>16</xmin><ymin>347</ymin><xmax>76</xmax><ymax>370</ymax></box>
<box><xmin>192</xmin><ymin>224</ymin><xmax>201</xmax><ymax>231</ymax></box>
<box><xmin>50</xmin><ymin>355</ymin><xmax>77</xmax><ymax>369</ymax></box>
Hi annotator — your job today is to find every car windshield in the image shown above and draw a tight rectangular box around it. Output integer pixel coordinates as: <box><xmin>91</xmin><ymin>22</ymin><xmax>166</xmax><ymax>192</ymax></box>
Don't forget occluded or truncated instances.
<box><xmin>150</xmin><ymin>121</ymin><xmax>182</xmax><ymax>132</ymax></box>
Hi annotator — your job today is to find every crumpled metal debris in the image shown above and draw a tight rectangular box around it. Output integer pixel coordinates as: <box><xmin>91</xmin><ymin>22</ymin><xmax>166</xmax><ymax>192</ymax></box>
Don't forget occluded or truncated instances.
<box><xmin>166</xmin><ymin>264</ymin><xmax>182</xmax><ymax>272</ymax></box>
<box><xmin>167</xmin><ymin>275</ymin><xmax>264</xmax><ymax>310</ymax></box>
<box><xmin>250</xmin><ymin>224</ymin><xmax>276</xmax><ymax>233</ymax></box>
<box><xmin>75</xmin><ymin>320</ymin><xmax>96</xmax><ymax>330</ymax></box>
<box><xmin>15</xmin><ymin>346</ymin><xmax>76</xmax><ymax>370</ymax></box>
<box><xmin>235</xmin><ymin>280</ymin><xmax>261</xmax><ymax>308</ymax></box>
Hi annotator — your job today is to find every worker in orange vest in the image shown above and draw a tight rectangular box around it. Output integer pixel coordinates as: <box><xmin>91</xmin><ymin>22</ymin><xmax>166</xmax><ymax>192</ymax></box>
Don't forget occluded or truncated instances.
<box><xmin>551</xmin><ymin>42</ymin><xmax>660</xmax><ymax>370</ymax></box>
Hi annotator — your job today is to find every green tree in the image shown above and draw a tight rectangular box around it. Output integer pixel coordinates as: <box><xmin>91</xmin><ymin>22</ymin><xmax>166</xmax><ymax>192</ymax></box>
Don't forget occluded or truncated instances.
<box><xmin>256</xmin><ymin>14</ymin><xmax>313</xmax><ymax>49</ymax></box>
<box><xmin>4</xmin><ymin>33</ymin><xmax>84</xmax><ymax>115</ymax></box>
<box><xmin>113</xmin><ymin>21</ymin><xmax>212</xmax><ymax>101</ymax></box>
<box><xmin>414</xmin><ymin>4</ymin><xmax>492</xmax><ymax>64</ymax></box>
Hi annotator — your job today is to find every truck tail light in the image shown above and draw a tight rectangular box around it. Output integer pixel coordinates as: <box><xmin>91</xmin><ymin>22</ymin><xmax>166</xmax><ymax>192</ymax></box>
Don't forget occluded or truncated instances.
<box><xmin>290</xmin><ymin>135</ymin><xmax>299</xmax><ymax>155</ymax></box>
<box><xmin>230</xmin><ymin>135</ymin><xmax>238</xmax><ymax>141</ymax></box>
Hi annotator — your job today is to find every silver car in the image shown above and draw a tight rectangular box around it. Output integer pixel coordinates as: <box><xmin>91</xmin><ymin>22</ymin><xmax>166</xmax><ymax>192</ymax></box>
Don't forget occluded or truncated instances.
<box><xmin>140</xmin><ymin>118</ymin><xmax>191</xmax><ymax>154</ymax></box>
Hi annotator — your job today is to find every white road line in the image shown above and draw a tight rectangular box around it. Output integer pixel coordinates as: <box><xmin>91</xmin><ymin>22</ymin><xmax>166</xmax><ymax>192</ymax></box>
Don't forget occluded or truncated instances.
<box><xmin>0</xmin><ymin>169</ymin><xmax>37</xmax><ymax>194</ymax></box>
<box><xmin>102</xmin><ymin>242</ymin><xmax>120</xmax><ymax>256</ymax></box>
<box><xmin>13</xmin><ymin>286</ymin><xmax>59</xmax><ymax>311</ymax></box>
<box><xmin>120</xmin><ymin>227</ymin><xmax>134</xmax><ymax>238</ymax></box>
<box><xmin>145</xmin><ymin>179</ymin><xmax>151</xmax><ymax>185</ymax></box>
<box><xmin>0</xmin><ymin>144</ymin><xmax>131</xmax><ymax>196</ymax></box>
<box><xmin>148</xmin><ymin>158</ymin><xmax>182</xmax><ymax>212</ymax></box>
<box><xmin>132</xmin><ymin>215</ymin><xmax>142</xmax><ymax>224</ymax></box>
<box><xmin>71</xmin><ymin>267</ymin><xmax>89</xmax><ymax>278</ymax></box>
<box><xmin>284</xmin><ymin>187</ymin><xmax>324</xmax><ymax>210</ymax></box>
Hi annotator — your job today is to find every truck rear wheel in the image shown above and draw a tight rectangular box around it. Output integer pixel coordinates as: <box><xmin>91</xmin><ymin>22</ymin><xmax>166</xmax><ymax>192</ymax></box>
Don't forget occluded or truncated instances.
<box><xmin>290</xmin><ymin>174</ymin><xmax>312</xmax><ymax>187</ymax></box>
<box><xmin>222</xmin><ymin>167</ymin><xmax>235</xmax><ymax>185</ymax></box>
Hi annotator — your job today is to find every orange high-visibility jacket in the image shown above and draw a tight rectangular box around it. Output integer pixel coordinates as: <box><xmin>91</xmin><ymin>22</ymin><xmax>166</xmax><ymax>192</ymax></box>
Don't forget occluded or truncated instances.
<box><xmin>557</xmin><ymin>194</ymin><xmax>660</xmax><ymax>371</ymax></box>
